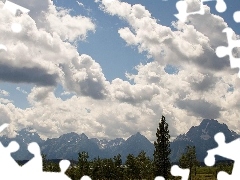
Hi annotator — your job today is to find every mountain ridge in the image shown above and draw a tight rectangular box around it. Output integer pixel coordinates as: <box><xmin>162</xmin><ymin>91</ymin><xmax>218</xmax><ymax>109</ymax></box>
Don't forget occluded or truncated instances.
<box><xmin>0</xmin><ymin>119</ymin><xmax>238</xmax><ymax>163</ymax></box>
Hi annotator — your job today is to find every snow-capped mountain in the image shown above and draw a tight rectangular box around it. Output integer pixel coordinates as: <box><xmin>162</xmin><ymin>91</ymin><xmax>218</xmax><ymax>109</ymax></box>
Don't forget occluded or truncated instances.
<box><xmin>90</xmin><ymin>137</ymin><xmax>125</xmax><ymax>150</ymax></box>
<box><xmin>0</xmin><ymin>127</ymin><xmax>44</xmax><ymax>160</ymax></box>
<box><xmin>41</xmin><ymin>132</ymin><xmax>103</xmax><ymax>160</ymax></box>
<box><xmin>0</xmin><ymin>119</ymin><xmax>239</xmax><ymax>163</ymax></box>
<box><xmin>170</xmin><ymin>119</ymin><xmax>238</xmax><ymax>162</ymax></box>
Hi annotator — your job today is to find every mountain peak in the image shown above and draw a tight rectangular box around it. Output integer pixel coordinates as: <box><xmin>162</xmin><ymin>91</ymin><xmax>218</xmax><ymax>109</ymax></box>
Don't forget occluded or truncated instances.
<box><xmin>127</xmin><ymin>132</ymin><xmax>150</xmax><ymax>143</ymax></box>
<box><xmin>171</xmin><ymin>118</ymin><xmax>237</xmax><ymax>162</ymax></box>
<box><xmin>135</xmin><ymin>132</ymin><xmax>141</xmax><ymax>136</ymax></box>
<box><xmin>17</xmin><ymin>127</ymin><xmax>36</xmax><ymax>135</ymax></box>
<box><xmin>80</xmin><ymin>133</ymin><xmax>88</xmax><ymax>140</ymax></box>
<box><xmin>200</xmin><ymin>119</ymin><xmax>219</xmax><ymax>126</ymax></box>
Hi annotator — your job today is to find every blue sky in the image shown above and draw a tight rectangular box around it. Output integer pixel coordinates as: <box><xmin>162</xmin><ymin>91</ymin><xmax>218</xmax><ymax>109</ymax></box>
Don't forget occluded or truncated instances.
<box><xmin>0</xmin><ymin>0</ymin><xmax>240</xmax><ymax>141</ymax></box>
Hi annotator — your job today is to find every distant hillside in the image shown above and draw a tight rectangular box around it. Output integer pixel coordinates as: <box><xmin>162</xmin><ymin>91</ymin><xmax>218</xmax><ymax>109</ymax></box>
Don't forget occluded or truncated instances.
<box><xmin>0</xmin><ymin>119</ymin><xmax>238</xmax><ymax>163</ymax></box>
<box><xmin>170</xmin><ymin>119</ymin><xmax>238</xmax><ymax>162</ymax></box>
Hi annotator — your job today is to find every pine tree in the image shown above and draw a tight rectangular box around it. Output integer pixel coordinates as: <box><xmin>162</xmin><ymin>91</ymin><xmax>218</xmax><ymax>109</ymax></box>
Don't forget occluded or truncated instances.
<box><xmin>77</xmin><ymin>151</ymin><xmax>90</xmax><ymax>178</ymax></box>
<box><xmin>179</xmin><ymin>146</ymin><xmax>199</xmax><ymax>180</ymax></box>
<box><xmin>153</xmin><ymin>115</ymin><xmax>171</xmax><ymax>179</ymax></box>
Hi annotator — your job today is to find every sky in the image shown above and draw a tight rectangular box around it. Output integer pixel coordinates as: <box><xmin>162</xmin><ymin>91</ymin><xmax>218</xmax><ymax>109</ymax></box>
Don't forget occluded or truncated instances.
<box><xmin>0</xmin><ymin>0</ymin><xmax>240</xmax><ymax>142</ymax></box>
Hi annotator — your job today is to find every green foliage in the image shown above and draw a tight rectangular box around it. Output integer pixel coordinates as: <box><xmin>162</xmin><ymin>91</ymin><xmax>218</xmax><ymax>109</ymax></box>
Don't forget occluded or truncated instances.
<box><xmin>39</xmin><ymin>118</ymin><xmax>234</xmax><ymax>180</ymax></box>
<box><xmin>136</xmin><ymin>151</ymin><xmax>154</xmax><ymax>179</ymax></box>
<box><xmin>153</xmin><ymin>115</ymin><xmax>171</xmax><ymax>179</ymax></box>
<box><xmin>41</xmin><ymin>150</ymin><xmax>234</xmax><ymax>180</ymax></box>
<box><xmin>76</xmin><ymin>151</ymin><xmax>90</xmax><ymax>178</ymax></box>
<box><xmin>42</xmin><ymin>154</ymin><xmax>60</xmax><ymax>172</ymax></box>
<box><xmin>125</xmin><ymin>154</ymin><xmax>140</xmax><ymax>179</ymax></box>
<box><xmin>179</xmin><ymin>146</ymin><xmax>199</xmax><ymax>180</ymax></box>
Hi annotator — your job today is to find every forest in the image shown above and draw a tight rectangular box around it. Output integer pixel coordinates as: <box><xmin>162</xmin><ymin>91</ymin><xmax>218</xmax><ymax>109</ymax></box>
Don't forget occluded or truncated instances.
<box><xmin>35</xmin><ymin>149</ymin><xmax>233</xmax><ymax>180</ymax></box>
<box><xmin>17</xmin><ymin>116</ymin><xmax>234</xmax><ymax>180</ymax></box>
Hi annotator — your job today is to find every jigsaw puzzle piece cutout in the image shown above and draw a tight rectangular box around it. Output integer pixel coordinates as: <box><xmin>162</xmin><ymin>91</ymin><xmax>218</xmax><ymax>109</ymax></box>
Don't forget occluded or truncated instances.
<box><xmin>154</xmin><ymin>176</ymin><xmax>165</xmax><ymax>180</ymax></box>
<box><xmin>174</xmin><ymin>0</ymin><xmax>206</xmax><ymax>22</ymax></box>
<box><xmin>217</xmin><ymin>171</ymin><xmax>232</xmax><ymax>180</ymax></box>
<box><xmin>233</xmin><ymin>11</ymin><xmax>240</xmax><ymax>23</ymax></box>
<box><xmin>3</xmin><ymin>0</ymin><xmax>30</xmax><ymax>15</ymax></box>
<box><xmin>0</xmin><ymin>140</ymin><xmax>21</xmax><ymax>176</ymax></box>
<box><xmin>0</xmin><ymin>123</ymin><xmax>9</xmax><ymax>133</ymax></box>
<box><xmin>59</xmin><ymin>159</ymin><xmax>70</xmax><ymax>173</ymax></box>
<box><xmin>215</xmin><ymin>0</ymin><xmax>227</xmax><ymax>13</ymax></box>
<box><xmin>0</xmin><ymin>1</ymin><xmax>30</xmax><ymax>51</ymax></box>
<box><xmin>81</xmin><ymin>175</ymin><xmax>92</xmax><ymax>180</ymax></box>
<box><xmin>24</xmin><ymin>160</ymin><xmax>72</xmax><ymax>180</ymax></box>
<box><xmin>204</xmin><ymin>132</ymin><xmax>240</xmax><ymax>179</ymax></box>
<box><xmin>175</xmin><ymin>1</ymin><xmax>188</xmax><ymax>22</ymax></box>
<box><xmin>21</xmin><ymin>142</ymin><xmax>43</xmax><ymax>173</ymax></box>
<box><xmin>0</xmin><ymin>44</ymin><xmax>7</xmax><ymax>51</ymax></box>
<box><xmin>0</xmin><ymin>124</ymin><xmax>20</xmax><ymax>173</ymax></box>
<box><xmin>171</xmin><ymin>165</ymin><xmax>190</xmax><ymax>180</ymax></box>
<box><xmin>204</xmin><ymin>132</ymin><xmax>226</xmax><ymax>166</ymax></box>
<box><xmin>175</xmin><ymin>0</ymin><xmax>226</xmax><ymax>22</ymax></box>
<box><xmin>204</xmin><ymin>132</ymin><xmax>238</xmax><ymax>165</ymax></box>
<box><xmin>215</xmin><ymin>27</ymin><xmax>240</xmax><ymax>77</ymax></box>
<box><xmin>2</xmin><ymin>0</ymin><xmax>30</xmax><ymax>33</ymax></box>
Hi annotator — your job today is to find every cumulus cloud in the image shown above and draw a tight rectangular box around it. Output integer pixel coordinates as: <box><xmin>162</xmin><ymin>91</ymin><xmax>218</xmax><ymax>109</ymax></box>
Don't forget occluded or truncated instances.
<box><xmin>111</xmin><ymin>78</ymin><xmax>160</xmax><ymax>104</ymax></box>
<box><xmin>0</xmin><ymin>0</ymin><xmax>109</xmax><ymax>100</ymax></box>
<box><xmin>176</xmin><ymin>99</ymin><xmax>222</xmax><ymax>119</ymax></box>
<box><xmin>8</xmin><ymin>0</ymin><xmax>95</xmax><ymax>42</ymax></box>
<box><xmin>0</xmin><ymin>98</ymin><xmax>13</xmax><ymax>104</ymax></box>
<box><xmin>60</xmin><ymin>54</ymin><xmax>110</xmax><ymax>99</ymax></box>
<box><xmin>1</xmin><ymin>0</ymin><xmax>240</xmax><ymax>142</ymax></box>
<box><xmin>98</xmin><ymin>0</ymin><xmax>240</xmax><ymax>137</ymax></box>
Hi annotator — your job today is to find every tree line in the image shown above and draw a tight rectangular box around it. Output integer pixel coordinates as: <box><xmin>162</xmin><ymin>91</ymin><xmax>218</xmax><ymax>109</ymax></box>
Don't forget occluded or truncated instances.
<box><xmin>22</xmin><ymin>115</ymin><xmax>231</xmax><ymax>179</ymax></box>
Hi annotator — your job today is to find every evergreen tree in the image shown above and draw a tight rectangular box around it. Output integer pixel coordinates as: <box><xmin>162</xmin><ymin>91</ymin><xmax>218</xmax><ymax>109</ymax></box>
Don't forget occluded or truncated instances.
<box><xmin>136</xmin><ymin>151</ymin><xmax>154</xmax><ymax>179</ymax></box>
<box><xmin>77</xmin><ymin>151</ymin><xmax>90</xmax><ymax>178</ymax></box>
<box><xmin>90</xmin><ymin>157</ymin><xmax>103</xmax><ymax>179</ymax></box>
<box><xmin>125</xmin><ymin>154</ymin><xmax>140</xmax><ymax>179</ymax></box>
<box><xmin>113</xmin><ymin>154</ymin><xmax>124</xmax><ymax>179</ymax></box>
<box><xmin>179</xmin><ymin>146</ymin><xmax>199</xmax><ymax>180</ymax></box>
<box><xmin>153</xmin><ymin>115</ymin><xmax>171</xmax><ymax>179</ymax></box>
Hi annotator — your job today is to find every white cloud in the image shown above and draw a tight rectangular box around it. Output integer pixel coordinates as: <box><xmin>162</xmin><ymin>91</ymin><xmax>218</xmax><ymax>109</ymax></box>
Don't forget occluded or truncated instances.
<box><xmin>60</xmin><ymin>54</ymin><xmax>110</xmax><ymax>99</ymax></box>
<box><xmin>0</xmin><ymin>89</ymin><xmax>9</xmax><ymax>96</ymax></box>
<box><xmin>1</xmin><ymin>0</ymin><xmax>240</xmax><ymax>142</ymax></box>
<box><xmin>77</xmin><ymin>1</ymin><xmax>84</xmax><ymax>7</ymax></box>
<box><xmin>8</xmin><ymin>0</ymin><xmax>95</xmax><ymax>42</ymax></box>
<box><xmin>45</xmin><ymin>4</ymin><xmax>95</xmax><ymax>42</ymax></box>
<box><xmin>0</xmin><ymin>98</ymin><xmax>13</xmax><ymax>104</ymax></box>
<box><xmin>110</xmin><ymin>78</ymin><xmax>160</xmax><ymax>104</ymax></box>
<box><xmin>98</xmin><ymin>0</ymin><xmax>240</xmax><ymax>136</ymax></box>
<box><xmin>61</xmin><ymin>91</ymin><xmax>71</xmax><ymax>96</ymax></box>
<box><xmin>16</xmin><ymin>87</ymin><xmax>27</xmax><ymax>94</ymax></box>
<box><xmin>0</xmin><ymin>0</ymin><xmax>109</xmax><ymax>100</ymax></box>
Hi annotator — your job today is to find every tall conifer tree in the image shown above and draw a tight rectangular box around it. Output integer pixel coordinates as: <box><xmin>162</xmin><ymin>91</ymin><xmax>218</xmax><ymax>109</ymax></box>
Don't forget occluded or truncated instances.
<box><xmin>153</xmin><ymin>115</ymin><xmax>171</xmax><ymax>178</ymax></box>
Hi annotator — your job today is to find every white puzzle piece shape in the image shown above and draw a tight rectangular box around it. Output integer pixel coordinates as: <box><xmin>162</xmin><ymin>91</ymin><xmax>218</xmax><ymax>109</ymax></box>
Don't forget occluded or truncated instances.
<box><xmin>215</xmin><ymin>28</ymin><xmax>240</xmax><ymax>77</ymax></box>
<box><xmin>204</xmin><ymin>132</ymin><xmax>240</xmax><ymax>180</ymax></box>
<box><xmin>171</xmin><ymin>165</ymin><xmax>190</xmax><ymax>180</ymax></box>
<box><xmin>0</xmin><ymin>124</ymin><xmax>74</xmax><ymax>179</ymax></box>
<box><xmin>0</xmin><ymin>0</ymin><xmax>30</xmax><ymax>51</ymax></box>
<box><xmin>175</xmin><ymin>0</ymin><xmax>227</xmax><ymax>22</ymax></box>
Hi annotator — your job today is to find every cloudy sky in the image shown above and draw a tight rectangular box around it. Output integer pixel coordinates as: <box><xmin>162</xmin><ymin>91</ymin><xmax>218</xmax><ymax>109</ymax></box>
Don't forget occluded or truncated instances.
<box><xmin>0</xmin><ymin>0</ymin><xmax>240</xmax><ymax>141</ymax></box>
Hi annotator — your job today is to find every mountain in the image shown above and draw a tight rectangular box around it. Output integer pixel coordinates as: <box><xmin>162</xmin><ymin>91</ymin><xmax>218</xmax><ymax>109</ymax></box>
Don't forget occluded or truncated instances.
<box><xmin>170</xmin><ymin>119</ymin><xmax>238</xmax><ymax>162</ymax></box>
<box><xmin>116</xmin><ymin>132</ymin><xmax>154</xmax><ymax>162</ymax></box>
<box><xmin>0</xmin><ymin>127</ymin><xmax>44</xmax><ymax>160</ymax></box>
<box><xmin>0</xmin><ymin>119</ymin><xmax>239</xmax><ymax>163</ymax></box>
<box><xmin>90</xmin><ymin>137</ymin><xmax>125</xmax><ymax>151</ymax></box>
<box><xmin>90</xmin><ymin>132</ymin><xmax>154</xmax><ymax>162</ymax></box>
<box><xmin>41</xmin><ymin>132</ymin><xmax>103</xmax><ymax>160</ymax></box>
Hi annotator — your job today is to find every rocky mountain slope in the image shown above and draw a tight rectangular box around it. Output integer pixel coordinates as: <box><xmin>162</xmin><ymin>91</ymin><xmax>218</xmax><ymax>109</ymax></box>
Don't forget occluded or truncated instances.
<box><xmin>170</xmin><ymin>119</ymin><xmax>238</xmax><ymax>162</ymax></box>
<box><xmin>0</xmin><ymin>119</ymin><xmax>238</xmax><ymax>163</ymax></box>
